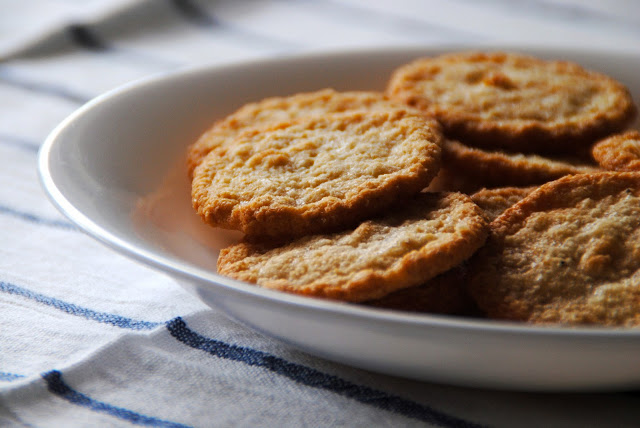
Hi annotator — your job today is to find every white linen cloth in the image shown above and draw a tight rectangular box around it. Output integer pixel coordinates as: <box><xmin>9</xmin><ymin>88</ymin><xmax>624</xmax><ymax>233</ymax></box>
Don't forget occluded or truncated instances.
<box><xmin>1</xmin><ymin>1</ymin><xmax>639</xmax><ymax>426</ymax></box>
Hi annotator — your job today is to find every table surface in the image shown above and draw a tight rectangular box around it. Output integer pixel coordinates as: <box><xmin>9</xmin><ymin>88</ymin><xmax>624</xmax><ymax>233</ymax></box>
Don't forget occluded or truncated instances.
<box><xmin>2</xmin><ymin>1</ymin><xmax>640</xmax><ymax>427</ymax></box>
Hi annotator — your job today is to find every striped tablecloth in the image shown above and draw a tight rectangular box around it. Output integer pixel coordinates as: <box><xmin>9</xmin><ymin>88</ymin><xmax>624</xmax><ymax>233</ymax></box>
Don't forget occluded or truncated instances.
<box><xmin>2</xmin><ymin>1</ymin><xmax>639</xmax><ymax>427</ymax></box>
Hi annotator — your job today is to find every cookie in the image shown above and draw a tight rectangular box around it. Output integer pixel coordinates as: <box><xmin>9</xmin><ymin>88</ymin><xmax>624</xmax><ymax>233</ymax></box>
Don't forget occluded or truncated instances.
<box><xmin>468</xmin><ymin>172</ymin><xmax>640</xmax><ymax>326</ymax></box>
<box><xmin>424</xmin><ymin>140</ymin><xmax>596</xmax><ymax>193</ymax></box>
<box><xmin>591</xmin><ymin>130</ymin><xmax>640</xmax><ymax>172</ymax></box>
<box><xmin>365</xmin><ymin>265</ymin><xmax>475</xmax><ymax>315</ymax></box>
<box><xmin>470</xmin><ymin>186</ymin><xmax>536</xmax><ymax>222</ymax></box>
<box><xmin>186</xmin><ymin>89</ymin><xmax>412</xmax><ymax>177</ymax></box>
<box><xmin>441</xmin><ymin>139</ymin><xmax>598</xmax><ymax>187</ymax></box>
<box><xmin>217</xmin><ymin>192</ymin><xmax>488</xmax><ymax>302</ymax></box>
<box><xmin>387</xmin><ymin>51</ymin><xmax>637</xmax><ymax>153</ymax></box>
<box><xmin>192</xmin><ymin>109</ymin><xmax>442</xmax><ymax>238</ymax></box>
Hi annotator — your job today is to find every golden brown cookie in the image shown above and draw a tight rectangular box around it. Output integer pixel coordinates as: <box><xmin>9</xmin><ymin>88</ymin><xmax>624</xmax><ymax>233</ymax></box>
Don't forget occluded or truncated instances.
<box><xmin>364</xmin><ymin>265</ymin><xmax>475</xmax><ymax>315</ymax></box>
<box><xmin>424</xmin><ymin>139</ymin><xmax>596</xmax><ymax>193</ymax></box>
<box><xmin>441</xmin><ymin>139</ymin><xmax>599</xmax><ymax>187</ymax></box>
<box><xmin>387</xmin><ymin>51</ymin><xmax>637</xmax><ymax>153</ymax></box>
<box><xmin>217</xmin><ymin>192</ymin><xmax>488</xmax><ymax>302</ymax></box>
<box><xmin>186</xmin><ymin>89</ymin><xmax>412</xmax><ymax>177</ymax></box>
<box><xmin>470</xmin><ymin>186</ymin><xmax>536</xmax><ymax>222</ymax></box>
<box><xmin>192</xmin><ymin>109</ymin><xmax>442</xmax><ymax>238</ymax></box>
<box><xmin>468</xmin><ymin>172</ymin><xmax>640</xmax><ymax>327</ymax></box>
<box><xmin>591</xmin><ymin>130</ymin><xmax>640</xmax><ymax>172</ymax></box>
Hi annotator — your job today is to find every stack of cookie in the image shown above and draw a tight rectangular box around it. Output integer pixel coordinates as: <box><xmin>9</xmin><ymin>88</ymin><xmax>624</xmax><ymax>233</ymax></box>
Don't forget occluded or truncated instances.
<box><xmin>188</xmin><ymin>89</ymin><xmax>489</xmax><ymax>313</ymax></box>
<box><xmin>188</xmin><ymin>51</ymin><xmax>640</xmax><ymax>327</ymax></box>
<box><xmin>387</xmin><ymin>52</ymin><xmax>640</xmax><ymax>326</ymax></box>
<box><xmin>387</xmin><ymin>51</ymin><xmax>636</xmax><ymax>192</ymax></box>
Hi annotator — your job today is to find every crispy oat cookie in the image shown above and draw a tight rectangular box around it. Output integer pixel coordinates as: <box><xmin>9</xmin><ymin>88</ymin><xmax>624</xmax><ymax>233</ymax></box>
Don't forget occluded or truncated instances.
<box><xmin>217</xmin><ymin>192</ymin><xmax>488</xmax><ymax>302</ymax></box>
<box><xmin>470</xmin><ymin>186</ymin><xmax>536</xmax><ymax>222</ymax></box>
<box><xmin>468</xmin><ymin>172</ymin><xmax>640</xmax><ymax>326</ymax></box>
<box><xmin>442</xmin><ymin>139</ymin><xmax>598</xmax><ymax>187</ymax></box>
<box><xmin>592</xmin><ymin>130</ymin><xmax>640</xmax><ymax>172</ymax></box>
<box><xmin>387</xmin><ymin>51</ymin><xmax>637</xmax><ymax>153</ymax></box>
<box><xmin>192</xmin><ymin>110</ymin><xmax>442</xmax><ymax>238</ymax></box>
<box><xmin>424</xmin><ymin>139</ymin><xmax>595</xmax><ymax>194</ymax></box>
<box><xmin>186</xmin><ymin>89</ymin><xmax>411</xmax><ymax>177</ymax></box>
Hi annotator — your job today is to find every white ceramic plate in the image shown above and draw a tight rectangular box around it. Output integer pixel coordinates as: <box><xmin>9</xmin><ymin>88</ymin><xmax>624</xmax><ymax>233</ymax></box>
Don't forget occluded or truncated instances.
<box><xmin>39</xmin><ymin>45</ymin><xmax>640</xmax><ymax>391</ymax></box>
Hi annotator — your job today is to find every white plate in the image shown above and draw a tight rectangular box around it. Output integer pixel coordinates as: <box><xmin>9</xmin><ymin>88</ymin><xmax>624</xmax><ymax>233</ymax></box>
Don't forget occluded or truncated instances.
<box><xmin>39</xmin><ymin>45</ymin><xmax>640</xmax><ymax>391</ymax></box>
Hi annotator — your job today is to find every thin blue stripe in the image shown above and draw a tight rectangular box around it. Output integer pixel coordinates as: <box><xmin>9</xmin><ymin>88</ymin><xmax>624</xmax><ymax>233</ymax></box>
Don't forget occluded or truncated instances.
<box><xmin>0</xmin><ymin>372</ymin><xmax>25</xmax><ymax>382</ymax></box>
<box><xmin>63</xmin><ymin>23</ymin><xmax>180</xmax><ymax>69</ymax></box>
<box><xmin>167</xmin><ymin>317</ymin><xmax>484</xmax><ymax>428</ymax></box>
<box><xmin>460</xmin><ymin>0</ymin><xmax>640</xmax><ymax>32</ymax></box>
<box><xmin>169</xmin><ymin>0</ymin><xmax>219</xmax><ymax>27</ymax></box>
<box><xmin>0</xmin><ymin>68</ymin><xmax>90</xmax><ymax>104</ymax></box>
<box><xmin>43</xmin><ymin>370</ymin><xmax>190</xmax><ymax>428</ymax></box>
<box><xmin>169</xmin><ymin>0</ymin><xmax>300</xmax><ymax>50</ymax></box>
<box><xmin>301</xmin><ymin>0</ymin><xmax>483</xmax><ymax>40</ymax></box>
<box><xmin>0</xmin><ymin>204</ymin><xmax>77</xmax><ymax>231</ymax></box>
<box><xmin>0</xmin><ymin>134</ymin><xmax>40</xmax><ymax>153</ymax></box>
<box><xmin>0</xmin><ymin>281</ymin><xmax>161</xmax><ymax>330</ymax></box>
<box><xmin>66</xmin><ymin>24</ymin><xmax>109</xmax><ymax>51</ymax></box>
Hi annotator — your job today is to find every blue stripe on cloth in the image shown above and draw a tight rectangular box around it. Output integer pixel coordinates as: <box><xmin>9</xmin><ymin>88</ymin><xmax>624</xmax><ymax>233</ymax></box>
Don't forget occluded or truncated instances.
<box><xmin>42</xmin><ymin>370</ymin><xmax>191</xmax><ymax>428</ymax></box>
<box><xmin>0</xmin><ymin>204</ymin><xmax>77</xmax><ymax>231</ymax></box>
<box><xmin>168</xmin><ymin>0</ymin><xmax>300</xmax><ymax>50</ymax></box>
<box><xmin>298</xmin><ymin>0</ymin><xmax>483</xmax><ymax>40</ymax></box>
<box><xmin>476</xmin><ymin>0</ymin><xmax>640</xmax><ymax>31</ymax></box>
<box><xmin>66</xmin><ymin>24</ymin><xmax>110</xmax><ymax>51</ymax></box>
<box><xmin>62</xmin><ymin>23</ymin><xmax>181</xmax><ymax>69</ymax></box>
<box><xmin>0</xmin><ymin>372</ymin><xmax>25</xmax><ymax>382</ymax></box>
<box><xmin>168</xmin><ymin>0</ymin><xmax>218</xmax><ymax>27</ymax></box>
<box><xmin>0</xmin><ymin>133</ymin><xmax>40</xmax><ymax>153</ymax></box>
<box><xmin>167</xmin><ymin>317</ymin><xmax>484</xmax><ymax>428</ymax></box>
<box><xmin>0</xmin><ymin>68</ymin><xmax>90</xmax><ymax>104</ymax></box>
<box><xmin>0</xmin><ymin>281</ymin><xmax>162</xmax><ymax>330</ymax></box>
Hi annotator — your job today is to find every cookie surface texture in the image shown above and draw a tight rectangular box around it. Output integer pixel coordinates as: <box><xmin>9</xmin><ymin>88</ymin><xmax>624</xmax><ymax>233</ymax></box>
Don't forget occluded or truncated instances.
<box><xmin>592</xmin><ymin>130</ymin><xmax>640</xmax><ymax>172</ymax></box>
<box><xmin>192</xmin><ymin>110</ymin><xmax>442</xmax><ymax>238</ymax></box>
<box><xmin>217</xmin><ymin>192</ymin><xmax>488</xmax><ymax>302</ymax></box>
<box><xmin>468</xmin><ymin>172</ymin><xmax>640</xmax><ymax>326</ymax></box>
<box><xmin>186</xmin><ymin>89</ymin><xmax>411</xmax><ymax>176</ymax></box>
<box><xmin>387</xmin><ymin>51</ymin><xmax>637</xmax><ymax>153</ymax></box>
<box><xmin>470</xmin><ymin>186</ymin><xmax>536</xmax><ymax>222</ymax></box>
